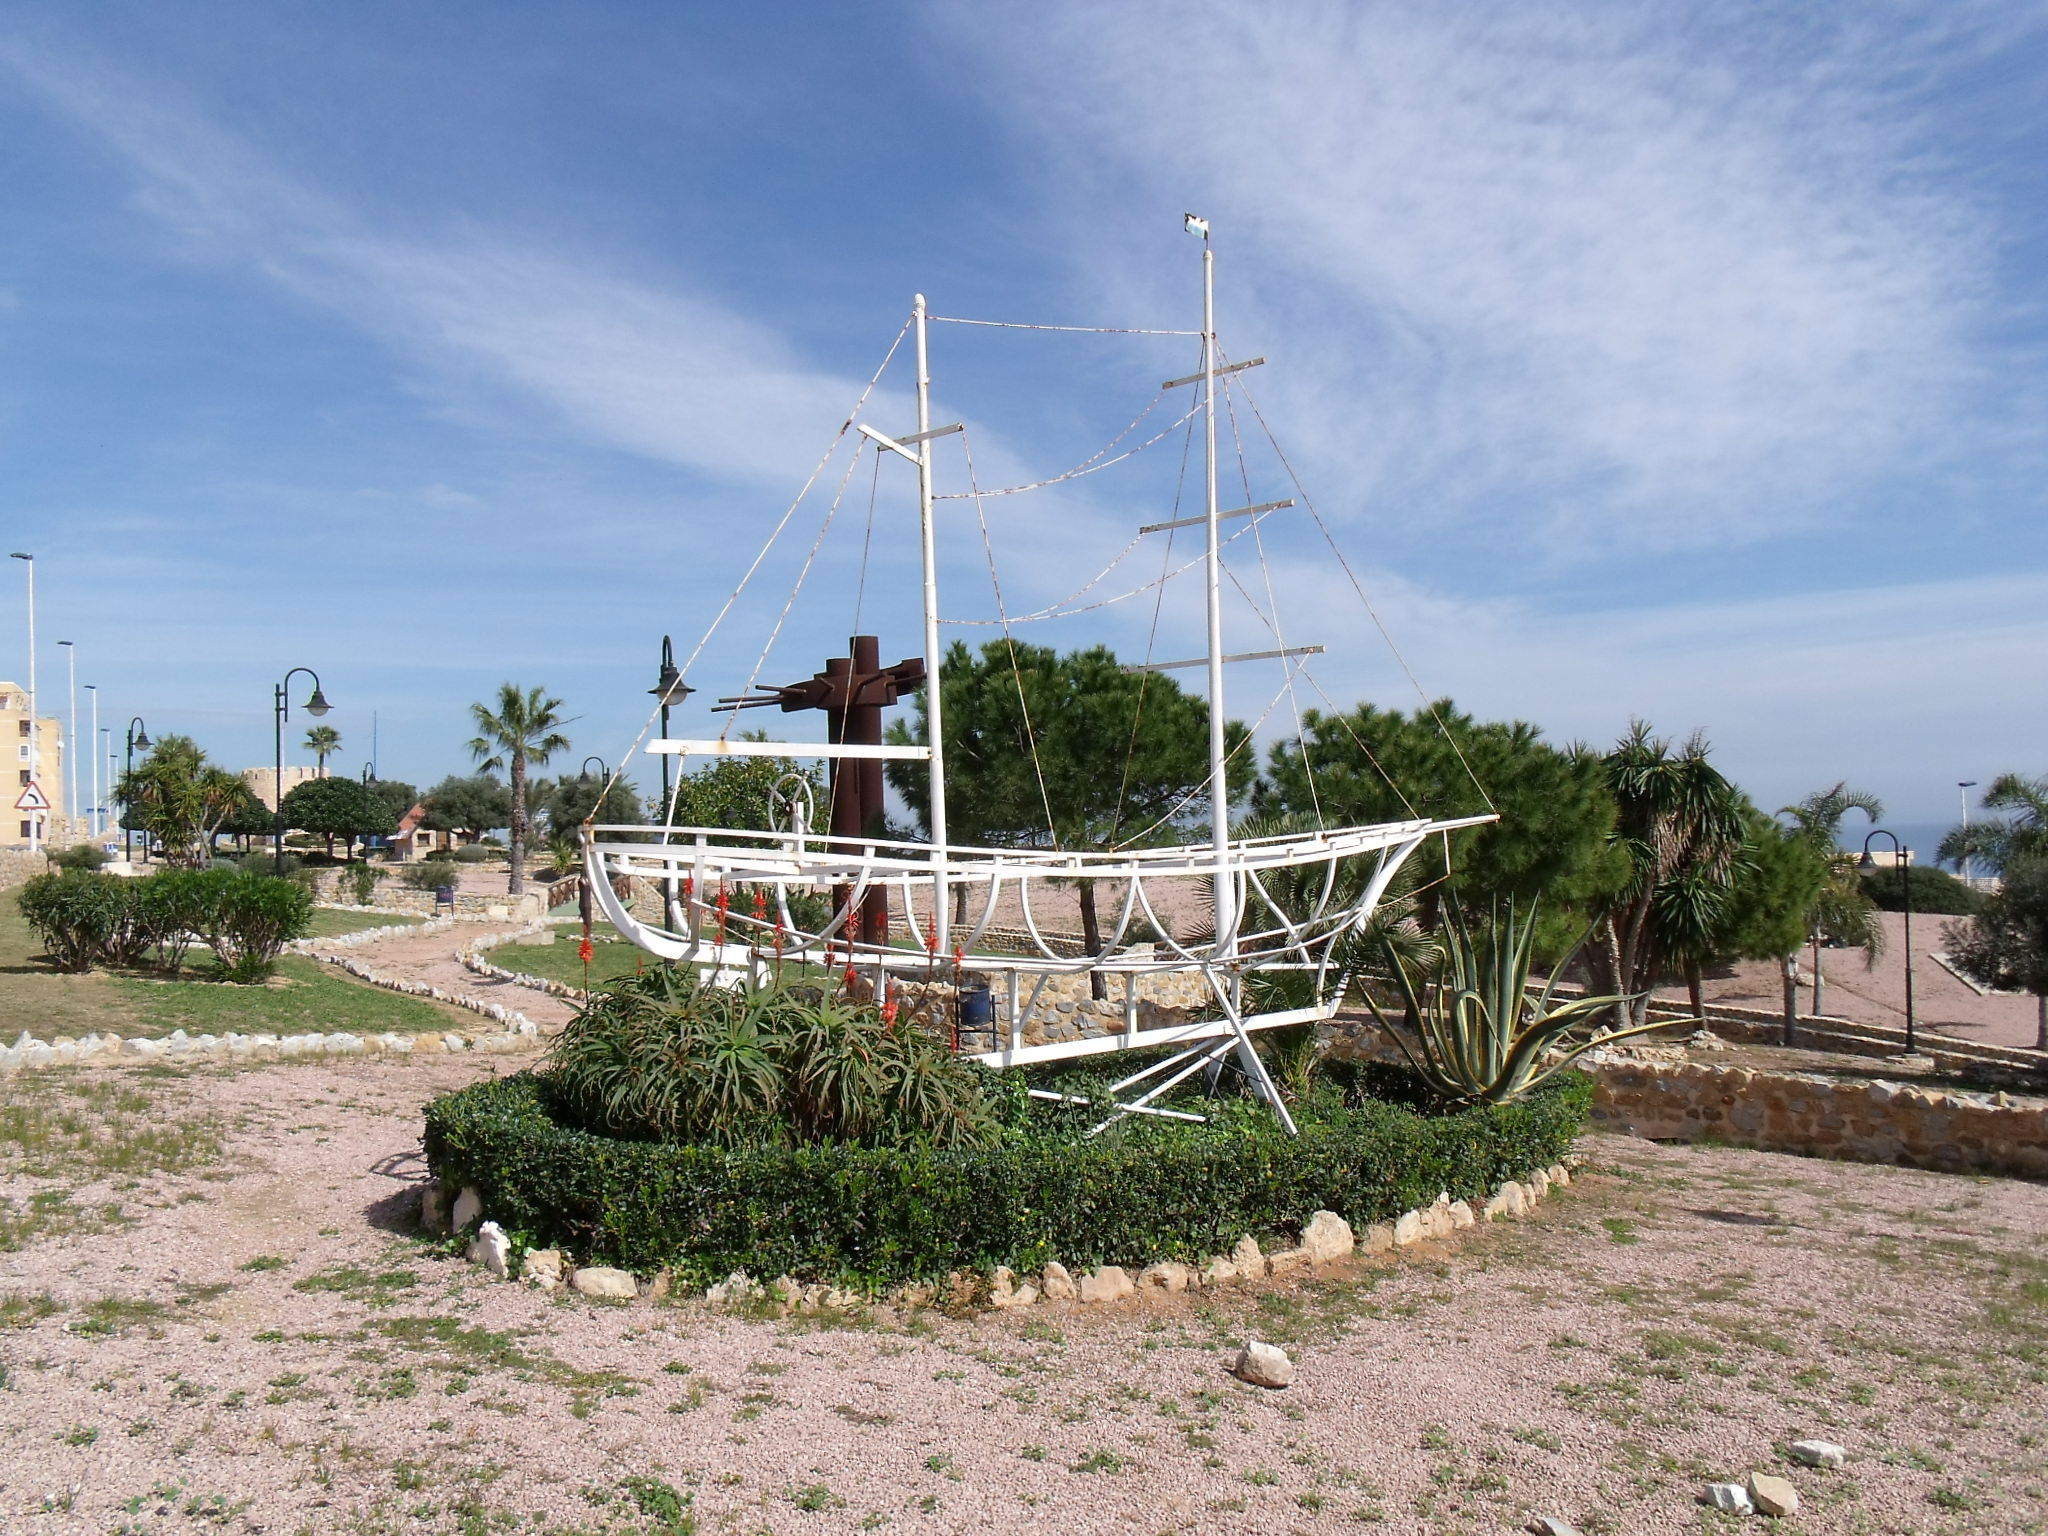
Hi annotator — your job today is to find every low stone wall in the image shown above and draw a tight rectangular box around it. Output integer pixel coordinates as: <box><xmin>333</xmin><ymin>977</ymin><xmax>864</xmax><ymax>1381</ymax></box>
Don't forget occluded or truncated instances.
<box><xmin>0</xmin><ymin>847</ymin><xmax>46</xmax><ymax>890</ymax></box>
<box><xmin>1589</xmin><ymin>1058</ymin><xmax>2048</xmax><ymax>1179</ymax></box>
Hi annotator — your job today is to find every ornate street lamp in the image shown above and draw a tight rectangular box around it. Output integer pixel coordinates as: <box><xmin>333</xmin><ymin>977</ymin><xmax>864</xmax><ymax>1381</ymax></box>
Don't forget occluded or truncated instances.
<box><xmin>123</xmin><ymin>717</ymin><xmax>151</xmax><ymax>862</ymax></box>
<box><xmin>274</xmin><ymin>668</ymin><xmax>331</xmax><ymax>875</ymax></box>
<box><xmin>650</xmin><ymin>637</ymin><xmax>693</xmax><ymax>930</ymax></box>
<box><xmin>1859</xmin><ymin>829</ymin><xmax>1917</xmax><ymax>1056</ymax></box>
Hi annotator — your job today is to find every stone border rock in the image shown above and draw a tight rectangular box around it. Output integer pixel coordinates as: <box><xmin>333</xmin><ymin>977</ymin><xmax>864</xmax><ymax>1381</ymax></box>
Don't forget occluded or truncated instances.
<box><xmin>432</xmin><ymin>1158</ymin><xmax>1581</xmax><ymax>1315</ymax></box>
<box><xmin>460</xmin><ymin>928</ymin><xmax>594</xmax><ymax>1002</ymax></box>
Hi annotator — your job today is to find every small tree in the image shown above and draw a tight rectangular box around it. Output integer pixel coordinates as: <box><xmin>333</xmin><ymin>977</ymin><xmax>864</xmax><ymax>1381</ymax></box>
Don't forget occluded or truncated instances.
<box><xmin>279</xmin><ymin>776</ymin><xmax>399</xmax><ymax>860</ymax></box>
<box><xmin>1780</xmin><ymin>781</ymin><xmax>1886</xmax><ymax>1016</ymax></box>
<box><xmin>366</xmin><ymin>778</ymin><xmax>419</xmax><ymax>826</ymax></box>
<box><xmin>115</xmin><ymin>735</ymin><xmax>251</xmax><ymax>867</ymax></box>
<box><xmin>420</xmin><ymin>775</ymin><xmax>513</xmax><ymax>844</ymax></box>
<box><xmin>468</xmin><ymin>683</ymin><xmax>571</xmax><ymax>896</ymax></box>
<box><xmin>1945</xmin><ymin>858</ymin><xmax>2048</xmax><ymax>1051</ymax></box>
<box><xmin>216</xmin><ymin>788</ymin><xmax>280</xmax><ymax>855</ymax></box>
<box><xmin>303</xmin><ymin>724</ymin><xmax>342</xmax><ymax>776</ymax></box>
<box><xmin>1940</xmin><ymin>772</ymin><xmax>2048</xmax><ymax>878</ymax></box>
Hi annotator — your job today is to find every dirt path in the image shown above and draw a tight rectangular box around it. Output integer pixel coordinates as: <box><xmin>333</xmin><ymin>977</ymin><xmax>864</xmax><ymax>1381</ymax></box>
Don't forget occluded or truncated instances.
<box><xmin>3</xmin><ymin>1057</ymin><xmax>2043</xmax><ymax>1534</ymax></box>
<box><xmin>306</xmin><ymin>921</ymin><xmax>582</xmax><ymax>1032</ymax></box>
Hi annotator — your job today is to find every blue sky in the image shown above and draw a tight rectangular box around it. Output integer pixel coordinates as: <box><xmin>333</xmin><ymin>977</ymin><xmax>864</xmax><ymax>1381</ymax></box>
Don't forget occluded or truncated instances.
<box><xmin>1</xmin><ymin>0</ymin><xmax>2043</xmax><ymax>831</ymax></box>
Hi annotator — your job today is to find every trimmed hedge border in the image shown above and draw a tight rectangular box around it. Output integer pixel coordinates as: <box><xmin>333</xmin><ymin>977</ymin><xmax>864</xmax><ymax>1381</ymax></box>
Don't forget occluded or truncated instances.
<box><xmin>422</xmin><ymin>1072</ymin><xmax>1589</xmax><ymax>1288</ymax></box>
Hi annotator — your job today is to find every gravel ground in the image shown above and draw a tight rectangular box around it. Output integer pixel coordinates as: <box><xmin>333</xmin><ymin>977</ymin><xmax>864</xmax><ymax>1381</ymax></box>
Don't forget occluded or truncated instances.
<box><xmin>2</xmin><ymin>1056</ymin><xmax>2043</xmax><ymax>1536</ymax></box>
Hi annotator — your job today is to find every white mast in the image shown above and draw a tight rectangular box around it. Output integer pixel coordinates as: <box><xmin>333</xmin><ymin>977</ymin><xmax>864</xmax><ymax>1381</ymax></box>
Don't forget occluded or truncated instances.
<box><xmin>915</xmin><ymin>293</ymin><xmax>950</xmax><ymax>954</ymax></box>
<box><xmin>1196</xmin><ymin>222</ymin><xmax>1232</xmax><ymax>955</ymax></box>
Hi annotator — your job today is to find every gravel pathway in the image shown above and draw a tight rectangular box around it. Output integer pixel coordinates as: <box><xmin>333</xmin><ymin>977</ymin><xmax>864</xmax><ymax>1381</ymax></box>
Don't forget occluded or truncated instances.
<box><xmin>2</xmin><ymin>1057</ymin><xmax>2043</xmax><ymax>1535</ymax></box>
<box><xmin>304</xmin><ymin>923</ymin><xmax>582</xmax><ymax>1032</ymax></box>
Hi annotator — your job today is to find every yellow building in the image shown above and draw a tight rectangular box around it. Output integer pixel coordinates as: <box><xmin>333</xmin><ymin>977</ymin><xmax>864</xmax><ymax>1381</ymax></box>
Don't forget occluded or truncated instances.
<box><xmin>0</xmin><ymin>680</ymin><xmax>64</xmax><ymax>846</ymax></box>
<box><xmin>242</xmin><ymin>764</ymin><xmax>325</xmax><ymax>813</ymax></box>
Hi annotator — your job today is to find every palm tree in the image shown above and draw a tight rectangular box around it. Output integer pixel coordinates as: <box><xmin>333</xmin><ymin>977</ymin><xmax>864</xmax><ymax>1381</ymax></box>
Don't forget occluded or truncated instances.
<box><xmin>1940</xmin><ymin>773</ymin><xmax>2048</xmax><ymax>878</ymax></box>
<box><xmin>1781</xmin><ymin>782</ymin><xmax>1885</xmax><ymax>1015</ymax></box>
<box><xmin>1586</xmin><ymin>723</ymin><xmax>1748</xmax><ymax>1026</ymax></box>
<box><xmin>115</xmin><ymin>734</ymin><xmax>251</xmax><ymax>868</ymax></box>
<box><xmin>467</xmin><ymin>683</ymin><xmax>570</xmax><ymax>895</ymax></box>
<box><xmin>303</xmin><ymin>724</ymin><xmax>342</xmax><ymax>777</ymax></box>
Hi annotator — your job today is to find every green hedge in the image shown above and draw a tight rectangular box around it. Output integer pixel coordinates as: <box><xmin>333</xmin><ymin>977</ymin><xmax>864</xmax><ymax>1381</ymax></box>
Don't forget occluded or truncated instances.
<box><xmin>422</xmin><ymin>1071</ymin><xmax>1588</xmax><ymax>1288</ymax></box>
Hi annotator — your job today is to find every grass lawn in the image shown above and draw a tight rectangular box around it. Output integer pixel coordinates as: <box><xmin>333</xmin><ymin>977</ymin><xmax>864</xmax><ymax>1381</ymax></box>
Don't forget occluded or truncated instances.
<box><xmin>301</xmin><ymin>908</ymin><xmax>422</xmax><ymax>940</ymax></box>
<box><xmin>486</xmin><ymin>925</ymin><xmax>647</xmax><ymax>992</ymax></box>
<box><xmin>0</xmin><ymin>904</ymin><xmax>467</xmax><ymax>1042</ymax></box>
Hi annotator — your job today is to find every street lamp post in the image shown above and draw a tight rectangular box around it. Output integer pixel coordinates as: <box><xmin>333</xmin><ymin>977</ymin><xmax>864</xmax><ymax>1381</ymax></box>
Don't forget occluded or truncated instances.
<box><xmin>9</xmin><ymin>553</ymin><xmax>37</xmax><ymax>852</ymax></box>
<box><xmin>649</xmin><ymin>637</ymin><xmax>694</xmax><ymax>931</ymax></box>
<box><xmin>273</xmin><ymin>668</ymin><xmax>332</xmax><ymax>875</ymax></box>
<box><xmin>1956</xmin><ymin>781</ymin><xmax>1978</xmax><ymax>883</ymax></box>
<box><xmin>122</xmin><ymin>718</ymin><xmax>151</xmax><ymax>862</ymax></box>
<box><xmin>84</xmin><ymin>683</ymin><xmax>99</xmax><ymax>838</ymax></box>
<box><xmin>1860</xmin><ymin>829</ymin><xmax>1917</xmax><ymax>1056</ymax></box>
<box><xmin>577</xmin><ymin>756</ymin><xmax>610</xmax><ymax>932</ymax></box>
<box><xmin>58</xmin><ymin>640</ymin><xmax>77</xmax><ymax>842</ymax></box>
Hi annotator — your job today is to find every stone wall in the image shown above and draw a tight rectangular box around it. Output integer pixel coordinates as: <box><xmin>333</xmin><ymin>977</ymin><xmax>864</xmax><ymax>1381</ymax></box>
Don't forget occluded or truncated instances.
<box><xmin>0</xmin><ymin>846</ymin><xmax>45</xmax><ymax>890</ymax></box>
<box><xmin>1589</xmin><ymin>1058</ymin><xmax>2048</xmax><ymax>1179</ymax></box>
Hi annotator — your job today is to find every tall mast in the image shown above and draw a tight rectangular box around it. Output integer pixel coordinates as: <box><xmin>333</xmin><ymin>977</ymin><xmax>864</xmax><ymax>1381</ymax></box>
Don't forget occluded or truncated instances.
<box><xmin>1199</xmin><ymin>230</ymin><xmax>1232</xmax><ymax>954</ymax></box>
<box><xmin>915</xmin><ymin>293</ymin><xmax>950</xmax><ymax>953</ymax></box>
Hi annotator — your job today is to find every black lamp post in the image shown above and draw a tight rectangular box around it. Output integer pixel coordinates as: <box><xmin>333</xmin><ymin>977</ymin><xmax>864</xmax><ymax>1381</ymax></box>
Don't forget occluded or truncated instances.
<box><xmin>1860</xmin><ymin>829</ymin><xmax>1917</xmax><ymax>1056</ymax></box>
<box><xmin>122</xmin><ymin>717</ymin><xmax>150</xmax><ymax>862</ymax></box>
<box><xmin>650</xmin><ymin>637</ymin><xmax>693</xmax><ymax>930</ymax></box>
<box><xmin>274</xmin><ymin>668</ymin><xmax>331</xmax><ymax>875</ymax></box>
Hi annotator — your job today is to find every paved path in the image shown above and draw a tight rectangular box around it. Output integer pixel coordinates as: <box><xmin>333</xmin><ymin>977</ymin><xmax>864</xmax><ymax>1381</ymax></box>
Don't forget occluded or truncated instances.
<box><xmin>307</xmin><ymin>920</ymin><xmax>582</xmax><ymax>1031</ymax></box>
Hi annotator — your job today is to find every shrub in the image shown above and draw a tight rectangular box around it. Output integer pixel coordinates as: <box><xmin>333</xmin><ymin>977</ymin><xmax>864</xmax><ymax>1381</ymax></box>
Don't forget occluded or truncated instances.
<box><xmin>49</xmin><ymin>843</ymin><xmax>108</xmax><ymax>873</ymax></box>
<box><xmin>452</xmin><ymin>844</ymin><xmax>502</xmax><ymax>864</ymax></box>
<box><xmin>422</xmin><ymin>1066</ymin><xmax>1588</xmax><ymax>1288</ymax></box>
<box><xmin>546</xmin><ymin>971</ymin><xmax>996</xmax><ymax>1149</ymax></box>
<box><xmin>16</xmin><ymin>872</ymin><xmax>130</xmax><ymax>972</ymax></box>
<box><xmin>133</xmin><ymin>868</ymin><xmax>212</xmax><ymax>973</ymax></box>
<box><xmin>192</xmin><ymin>870</ymin><xmax>312</xmax><ymax>982</ymax></box>
<box><xmin>400</xmin><ymin>860</ymin><xmax>462</xmax><ymax>892</ymax></box>
<box><xmin>1862</xmin><ymin>866</ymin><xmax>1984</xmax><ymax>916</ymax></box>
<box><xmin>342</xmin><ymin>863</ymin><xmax>384</xmax><ymax>905</ymax></box>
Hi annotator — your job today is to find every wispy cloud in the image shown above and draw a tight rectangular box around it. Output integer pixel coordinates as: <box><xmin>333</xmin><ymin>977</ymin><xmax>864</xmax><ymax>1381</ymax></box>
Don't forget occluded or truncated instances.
<box><xmin>0</xmin><ymin>35</ymin><xmax>874</xmax><ymax>485</ymax></box>
<box><xmin>941</xmin><ymin>1</ymin><xmax>2006</xmax><ymax>550</ymax></box>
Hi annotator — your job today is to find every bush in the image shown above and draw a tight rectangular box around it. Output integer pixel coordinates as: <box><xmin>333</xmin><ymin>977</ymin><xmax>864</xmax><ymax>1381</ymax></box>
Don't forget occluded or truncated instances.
<box><xmin>15</xmin><ymin>866</ymin><xmax>307</xmax><ymax>978</ymax></box>
<box><xmin>16</xmin><ymin>872</ymin><xmax>131</xmax><ymax>971</ymax></box>
<box><xmin>452</xmin><ymin>844</ymin><xmax>502</xmax><ymax>864</ymax></box>
<box><xmin>190</xmin><ymin>869</ymin><xmax>313</xmax><ymax>982</ymax></box>
<box><xmin>422</xmin><ymin>1065</ymin><xmax>1588</xmax><ymax>1288</ymax></box>
<box><xmin>547</xmin><ymin>972</ymin><xmax>995</xmax><ymax>1149</ymax></box>
<box><xmin>49</xmin><ymin>843</ymin><xmax>108</xmax><ymax>873</ymax></box>
<box><xmin>400</xmin><ymin>860</ymin><xmax>462</xmax><ymax>892</ymax></box>
<box><xmin>342</xmin><ymin>863</ymin><xmax>384</xmax><ymax>905</ymax></box>
<box><xmin>1862</xmin><ymin>866</ymin><xmax>1985</xmax><ymax>916</ymax></box>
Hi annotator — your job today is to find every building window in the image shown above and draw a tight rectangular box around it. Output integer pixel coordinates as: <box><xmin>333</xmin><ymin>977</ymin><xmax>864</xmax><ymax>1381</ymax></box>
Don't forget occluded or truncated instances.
<box><xmin>16</xmin><ymin>745</ymin><xmax>28</xmax><ymax>762</ymax></box>
<box><xmin>17</xmin><ymin>720</ymin><xmax>29</xmax><ymax>736</ymax></box>
<box><xmin>18</xmin><ymin>771</ymin><xmax>29</xmax><ymax>786</ymax></box>
<box><xmin>18</xmin><ymin>820</ymin><xmax>29</xmax><ymax>838</ymax></box>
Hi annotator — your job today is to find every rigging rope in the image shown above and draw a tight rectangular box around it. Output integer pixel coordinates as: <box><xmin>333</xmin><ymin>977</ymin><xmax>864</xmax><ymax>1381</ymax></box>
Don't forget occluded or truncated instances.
<box><xmin>928</xmin><ymin>316</ymin><xmax>1200</xmax><ymax>337</ymax></box>
<box><xmin>935</xmin><ymin>393</ymin><xmax>1196</xmax><ymax>499</ymax></box>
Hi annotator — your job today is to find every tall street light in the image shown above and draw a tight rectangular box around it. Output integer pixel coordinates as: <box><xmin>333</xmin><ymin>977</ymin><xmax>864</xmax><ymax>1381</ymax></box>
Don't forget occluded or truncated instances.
<box><xmin>650</xmin><ymin>636</ymin><xmax>694</xmax><ymax>931</ymax></box>
<box><xmin>274</xmin><ymin>668</ymin><xmax>331</xmax><ymax>875</ymax></box>
<box><xmin>1957</xmin><ymin>780</ymin><xmax>1978</xmax><ymax>883</ymax></box>
<box><xmin>123</xmin><ymin>717</ymin><xmax>150</xmax><ymax>862</ymax></box>
<box><xmin>1860</xmin><ymin>828</ymin><xmax>1918</xmax><ymax>1056</ymax></box>
<box><xmin>84</xmin><ymin>683</ymin><xmax>99</xmax><ymax>838</ymax></box>
<box><xmin>577</xmin><ymin>756</ymin><xmax>609</xmax><ymax>932</ymax></box>
<box><xmin>57</xmin><ymin>639</ymin><xmax>76</xmax><ymax>841</ymax></box>
<box><xmin>9</xmin><ymin>553</ymin><xmax>37</xmax><ymax>852</ymax></box>
<box><xmin>100</xmin><ymin>725</ymin><xmax>112</xmax><ymax>839</ymax></box>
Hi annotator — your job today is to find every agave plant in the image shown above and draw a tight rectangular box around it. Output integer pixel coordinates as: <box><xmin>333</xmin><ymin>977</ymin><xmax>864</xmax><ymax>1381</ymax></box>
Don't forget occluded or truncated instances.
<box><xmin>1363</xmin><ymin>901</ymin><xmax>1667</xmax><ymax>1106</ymax></box>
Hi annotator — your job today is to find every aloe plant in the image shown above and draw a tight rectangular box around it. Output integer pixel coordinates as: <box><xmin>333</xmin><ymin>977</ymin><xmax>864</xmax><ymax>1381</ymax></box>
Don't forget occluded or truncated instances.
<box><xmin>1363</xmin><ymin>901</ymin><xmax>1667</xmax><ymax>1105</ymax></box>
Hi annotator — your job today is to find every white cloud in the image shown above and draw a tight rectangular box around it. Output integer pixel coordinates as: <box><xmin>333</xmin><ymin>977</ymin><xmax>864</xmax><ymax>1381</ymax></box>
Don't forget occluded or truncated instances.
<box><xmin>940</xmin><ymin>1</ymin><xmax>1999</xmax><ymax>549</ymax></box>
<box><xmin>0</xmin><ymin>36</ymin><xmax>876</xmax><ymax>485</ymax></box>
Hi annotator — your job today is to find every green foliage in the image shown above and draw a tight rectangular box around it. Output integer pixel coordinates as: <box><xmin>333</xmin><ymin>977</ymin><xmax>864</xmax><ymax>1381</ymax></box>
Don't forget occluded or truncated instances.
<box><xmin>1779</xmin><ymin>782</ymin><xmax>1885</xmax><ymax>959</ymax></box>
<box><xmin>278</xmin><ymin>776</ymin><xmax>398</xmax><ymax>858</ymax></box>
<box><xmin>48</xmin><ymin>843</ymin><xmax>107</xmax><ymax>873</ymax></box>
<box><xmin>400</xmin><ymin>860</ymin><xmax>462</xmax><ymax>893</ymax></box>
<box><xmin>302</xmin><ymin>724</ymin><xmax>342</xmax><ymax>771</ymax></box>
<box><xmin>342</xmin><ymin>862</ymin><xmax>385</xmax><ymax>905</ymax></box>
<box><xmin>365</xmin><ymin>778</ymin><xmax>419</xmax><ymax>826</ymax></box>
<box><xmin>451</xmin><ymin>844</ymin><xmax>502</xmax><ymax>863</ymax></box>
<box><xmin>1364</xmin><ymin>901</ymin><xmax>1650</xmax><ymax>1105</ymax></box>
<box><xmin>115</xmin><ymin>735</ymin><xmax>253</xmax><ymax>867</ymax></box>
<box><xmin>422</xmin><ymin>1067</ymin><xmax>1587</xmax><ymax>1287</ymax></box>
<box><xmin>1864</xmin><ymin>865</ymin><xmax>1986</xmax><ymax>916</ymax></box>
<box><xmin>1944</xmin><ymin>859</ymin><xmax>2048</xmax><ymax>1037</ymax></box>
<box><xmin>1709</xmin><ymin>807</ymin><xmax>1834</xmax><ymax>963</ymax></box>
<box><xmin>1255</xmin><ymin>700</ymin><xmax>1625</xmax><ymax>925</ymax></box>
<box><xmin>545</xmin><ymin>971</ymin><xmax>996</xmax><ymax>1150</ymax></box>
<box><xmin>420</xmin><ymin>775</ymin><xmax>512</xmax><ymax>838</ymax></box>
<box><xmin>667</xmin><ymin>738</ymin><xmax>822</xmax><ymax>834</ymax></box>
<box><xmin>1940</xmin><ymin>772</ymin><xmax>2048</xmax><ymax>877</ymax></box>
<box><xmin>16</xmin><ymin>867</ymin><xmax>310</xmax><ymax>981</ymax></box>
<box><xmin>467</xmin><ymin>681</ymin><xmax>571</xmax><ymax>897</ymax></box>
<box><xmin>537</xmin><ymin>773</ymin><xmax>647</xmax><ymax>837</ymax></box>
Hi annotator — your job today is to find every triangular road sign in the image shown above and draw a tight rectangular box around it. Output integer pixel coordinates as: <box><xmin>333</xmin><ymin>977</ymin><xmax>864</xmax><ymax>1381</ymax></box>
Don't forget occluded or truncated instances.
<box><xmin>14</xmin><ymin>781</ymin><xmax>50</xmax><ymax>813</ymax></box>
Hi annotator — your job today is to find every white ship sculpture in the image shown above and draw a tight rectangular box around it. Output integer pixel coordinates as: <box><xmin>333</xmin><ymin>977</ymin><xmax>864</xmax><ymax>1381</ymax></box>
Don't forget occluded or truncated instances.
<box><xmin>583</xmin><ymin>219</ymin><xmax>1491</xmax><ymax>1132</ymax></box>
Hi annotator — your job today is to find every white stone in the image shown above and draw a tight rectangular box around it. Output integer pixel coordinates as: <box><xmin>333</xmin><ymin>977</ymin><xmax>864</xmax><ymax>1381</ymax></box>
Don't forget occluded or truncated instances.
<box><xmin>1529</xmin><ymin>1168</ymin><xmax>1552</xmax><ymax>1199</ymax></box>
<box><xmin>122</xmin><ymin>1036</ymin><xmax>164</xmax><ymax>1058</ymax></box>
<box><xmin>1393</xmin><ymin>1210</ymin><xmax>1425</xmax><ymax>1245</ymax></box>
<box><xmin>1747</xmin><ymin>1473</ymin><xmax>1799</xmax><ymax>1517</ymax></box>
<box><xmin>522</xmin><ymin>1249</ymin><xmax>563</xmax><ymax>1292</ymax></box>
<box><xmin>1546</xmin><ymin>1163</ymin><xmax>1571</xmax><ymax>1187</ymax></box>
<box><xmin>1137</xmin><ymin>1261</ymin><xmax>1192</xmax><ymax>1294</ymax></box>
<box><xmin>1199</xmin><ymin>1257</ymin><xmax>1238</xmax><ymax>1287</ymax></box>
<box><xmin>1040</xmin><ymin>1262</ymin><xmax>1076</xmax><ymax>1301</ymax></box>
<box><xmin>769</xmin><ymin>1276</ymin><xmax>803</xmax><ymax>1315</ymax></box>
<box><xmin>1229</xmin><ymin>1235</ymin><xmax>1265</xmax><ymax>1275</ymax></box>
<box><xmin>570</xmin><ymin>1266</ymin><xmax>638</xmax><ymax>1301</ymax></box>
<box><xmin>1301</xmin><ymin>1210</ymin><xmax>1355</xmax><ymax>1263</ymax></box>
<box><xmin>1789</xmin><ymin>1440</ymin><xmax>1846</xmax><ymax>1470</ymax></box>
<box><xmin>467</xmin><ymin>1221</ymin><xmax>511</xmax><ymax>1279</ymax></box>
<box><xmin>1526</xmin><ymin>1519</ymin><xmax>1583</xmax><ymax>1536</ymax></box>
<box><xmin>441</xmin><ymin>1032</ymin><xmax>468</xmax><ymax>1051</ymax></box>
<box><xmin>1265</xmin><ymin>1246</ymin><xmax>1314</xmax><ymax>1277</ymax></box>
<box><xmin>1077</xmin><ymin>1266</ymin><xmax>1136</xmax><ymax>1304</ymax></box>
<box><xmin>1233</xmin><ymin>1339</ymin><xmax>1293</xmax><ymax>1389</ymax></box>
<box><xmin>1500</xmin><ymin>1182</ymin><xmax>1530</xmax><ymax>1217</ymax></box>
<box><xmin>706</xmin><ymin>1271</ymin><xmax>762</xmax><ymax>1307</ymax></box>
<box><xmin>1363</xmin><ymin>1222</ymin><xmax>1396</xmax><ymax>1252</ymax></box>
<box><xmin>1702</xmin><ymin>1484</ymin><xmax>1753</xmax><ymax>1514</ymax></box>
<box><xmin>1447</xmin><ymin>1201</ymin><xmax>1476</xmax><ymax>1229</ymax></box>
<box><xmin>992</xmin><ymin>1282</ymin><xmax>1039</xmax><ymax>1309</ymax></box>
<box><xmin>451</xmin><ymin>1187</ymin><xmax>483</xmax><ymax>1231</ymax></box>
